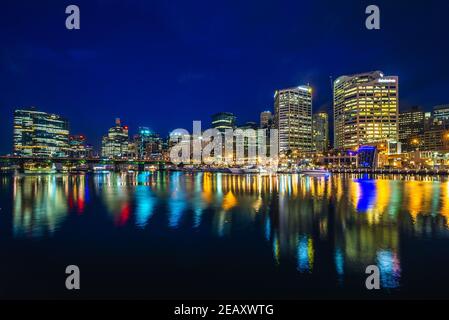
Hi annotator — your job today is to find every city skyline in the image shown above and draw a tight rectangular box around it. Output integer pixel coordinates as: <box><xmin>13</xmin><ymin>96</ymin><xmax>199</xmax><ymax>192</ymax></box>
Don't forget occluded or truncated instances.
<box><xmin>4</xmin><ymin>69</ymin><xmax>449</xmax><ymax>156</ymax></box>
<box><xmin>2</xmin><ymin>0</ymin><xmax>449</xmax><ymax>155</ymax></box>
<box><xmin>6</xmin><ymin>70</ymin><xmax>449</xmax><ymax>158</ymax></box>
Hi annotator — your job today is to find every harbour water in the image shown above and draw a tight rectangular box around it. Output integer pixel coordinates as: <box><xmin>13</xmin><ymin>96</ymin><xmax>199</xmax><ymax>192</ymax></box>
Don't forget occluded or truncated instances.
<box><xmin>0</xmin><ymin>172</ymin><xmax>449</xmax><ymax>299</ymax></box>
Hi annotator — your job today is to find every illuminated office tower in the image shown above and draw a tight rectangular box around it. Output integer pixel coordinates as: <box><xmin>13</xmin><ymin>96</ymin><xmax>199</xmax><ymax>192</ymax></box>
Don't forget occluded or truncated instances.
<box><xmin>236</xmin><ymin>121</ymin><xmax>259</xmax><ymax>163</ymax></box>
<box><xmin>312</xmin><ymin>111</ymin><xmax>329</xmax><ymax>153</ymax></box>
<box><xmin>260</xmin><ymin>111</ymin><xmax>273</xmax><ymax>129</ymax></box>
<box><xmin>69</xmin><ymin>135</ymin><xmax>93</xmax><ymax>158</ymax></box>
<box><xmin>274</xmin><ymin>86</ymin><xmax>313</xmax><ymax>153</ymax></box>
<box><xmin>210</xmin><ymin>112</ymin><xmax>236</xmax><ymax>162</ymax></box>
<box><xmin>433</xmin><ymin>104</ymin><xmax>449</xmax><ymax>125</ymax></box>
<box><xmin>101</xmin><ymin>118</ymin><xmax>129</xmax><ymax>158</ymax></box>
<box><xmin>13</xmin><ymin>107</ymin><xmax>70</xmax><ymax>157</ymax></box>
<box><xmin>211</xmin><ymin>112</ymin><xmax>236</xmax><ymax>132</ymax></box>
<box><xmin>422</xmin><ymin>128</ymin><xmax>449</xmax><ymax>151</ymax></box>
<box><xmin>333</xmin><ymin>71</ymin><xmax>398</xmax><ymax>149</ymax></box>
<box><xmin>424</xmin><ymin>112</ymin><xmax>433</xmax><ymax>129</ymax></box>
<box><xmin>398</xmin><ymin>106</ymin><xmax>425</xmax><ymax>151</ymax></box>
<box><xmin>134</xmin><ymin>127</ymin><xmax>162</xmax><ymax>160</ymax></box>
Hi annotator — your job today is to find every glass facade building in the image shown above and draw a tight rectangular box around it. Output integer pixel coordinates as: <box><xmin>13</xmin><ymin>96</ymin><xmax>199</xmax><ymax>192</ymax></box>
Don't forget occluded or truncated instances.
<box><xmin>13</xmin><ymin>107</ymin><xmax>70</xmax><ymax>157</ymax></box>
<box><xmin>260</xmin><ymin>111</ymin><xmax>273</xmax><ymax>129</ymax></box>
<box><xmin>69</xmin><ymin>135</ymin><xmax>93</xmax><ymax>158</ymax></box>
<box><xmin>101</xmin><ymin>118</ymin><xmax>129</xmax><ymax>159</ymax></box>
<box><xmin>334</xmin><ymin>71</ymin><xmax>398</xmax><ymax>149</ymax></box>
<box><xmin>357</xmin><ymin>145</ymin><xmax>378</xmax><ymax>168</ymax></box>
<box><xmin>398</xmin><ymin>106</ymin><xmax>425</xmax><ymax>151</ymax></box>
<box><xmin>433</xmin><ymin>104</ymin><xmax>449</xmax><ymax>125</ymax></box>
<box><xmin>274</xmin><ymin>86</ymin><xmax>313</xmax><ymax>153</ymax></box>
<box><xmin>211</xmin><ymin>112</ymin><xmax>236</xmax><ymax>132</ymax></box>
<box><xmin>312</xmin><ymin>111</ymin><xmax>329</xmax><ymax>153</ymax></box>
<box><xmin>134</xmin><ymin>127</ymin><xmax>162</xmax><ymax>160</ymax></box>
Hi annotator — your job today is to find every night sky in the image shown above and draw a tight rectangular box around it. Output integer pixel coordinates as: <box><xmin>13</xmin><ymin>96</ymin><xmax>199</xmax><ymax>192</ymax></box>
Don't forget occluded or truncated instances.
<box><xmin>1</xmin><ymin>0</ymin><xmax>449</xmax><ymax>154</ymax></box>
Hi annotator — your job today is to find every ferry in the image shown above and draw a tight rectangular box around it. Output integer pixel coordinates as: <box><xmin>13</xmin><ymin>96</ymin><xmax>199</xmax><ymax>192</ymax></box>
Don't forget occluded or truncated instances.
<box><xmin>93</xmin><ymin>165</ymin><xmax>112</xmax><ymax>173</ymax></box>
<box><xmin>24</xmin><ymin>163</ymin><xmax>57</xmax><ymax>174</ymax></box>
<box><xmin>228</xmin><ymin>166</ymin><xmax>273</xmax><ymax>174</ymax></box>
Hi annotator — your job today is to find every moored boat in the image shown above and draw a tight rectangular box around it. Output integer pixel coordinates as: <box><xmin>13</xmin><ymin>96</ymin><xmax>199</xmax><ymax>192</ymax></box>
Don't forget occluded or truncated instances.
<box><xmin>242</xmin><ymin>166</ymin><xmax>259</xmax><ymax>174</ymax></box>
<box><xmin>23</xmin><ymin>163</ymin><xmax>57</xmax><ymax>174</ymax></box>
<box><xmin>299</xmin><ymin>168</ymin><xmax>330</xmax><ymax>176</ymax></box>
<box><xmin>228</xmin><ymin>167</ymin><xmax>244</xmax><ymax>174</ymax></box>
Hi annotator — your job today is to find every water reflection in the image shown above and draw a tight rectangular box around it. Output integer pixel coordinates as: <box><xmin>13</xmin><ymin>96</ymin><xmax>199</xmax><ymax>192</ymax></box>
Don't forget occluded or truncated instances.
<box><xmin>377</xmin><ymin>250</ymin><xmax>401</xmax><ymax>289</ymax></box>
<box><xmin>335</xmin><ymin>248</ymin><xmax>345</xmax><ymax>284</ymax></box>
<box><xmin>135</xmin><ymin>184</ymin><xmax>155</xmax><ymax>228</ymax></box>
<box><xmin>297</xmin><ymin>235</ymin><xmax>314</xmax><ymax>273</ymax></box>
<box><xmin>5</xmin><ymin>172</ymin><xmax>449</xmax><ymax>291</ymax></box>
<box><xmin>13</xmin><ymin>175</ymin><xmax>68</xmax><ymax>237</ymax></box>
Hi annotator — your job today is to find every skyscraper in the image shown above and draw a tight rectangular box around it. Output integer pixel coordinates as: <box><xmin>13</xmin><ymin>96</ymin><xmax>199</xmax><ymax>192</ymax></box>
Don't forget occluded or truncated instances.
<box><xmin>211</xmin><ymin>112</ymin><xmax>236</xmax><ymax>132</ymax></box>
<box><xmin>398</xmin><ymin>106</ymin><xmax>425</xmax><ymax>151</ymax></box>
<box><xmin>312</xmin><ymin>111</ymin><xmax>329</xmax><ymax>153</ymax></box>
<box><xmin>13</xmin><ymin>107</ymin><xmax>70</xmax><ymax>157</ymax></box>
<box><xmin>334</xmin><ymin>71</ymin><xmax>398</xmax><ymax>149</ymax></box>
<box><xmin>101</xmin><ymin>118</ymin><xmax>129</xmax><ymax>158</ymax></box>
<box><xmin>69</xmin><ymin>134</ymin><xmax>93</xmax><ymax>158</ymax></box>
<box><xmin>210</xmin><ymin>112</ymin><xmax>236</xmax><ymax>163</ymax></box>
<box><xmin>260</xmin><ymin>111</ymin><xmax>273</xmax><ymax>129</ymax></box>
<box><xmin>433</xmin><ymin>104</ymin><xmax>449</xmax><ymax>125</ymax></box>
<box><xmin>134</xmin><ymin>127</ymin><xmax>162</xmax><ymax>160</ymax></box>
<box><xmin>236</xmin><ymin>121</ymin><xmax>259</xmax><ymax>163</ymax></box>
<box><xmin>274</xmin><ymin>86</ymin><xmax>313</xmax><ymax>153</ymax></box>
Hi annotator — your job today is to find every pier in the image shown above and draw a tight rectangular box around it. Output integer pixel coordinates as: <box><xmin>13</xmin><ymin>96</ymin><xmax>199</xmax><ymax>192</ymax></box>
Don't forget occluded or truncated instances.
<box><xmin>329</xmin><ymin>167</ymin><xmax>449</xmax><ymax>175</ymax></box>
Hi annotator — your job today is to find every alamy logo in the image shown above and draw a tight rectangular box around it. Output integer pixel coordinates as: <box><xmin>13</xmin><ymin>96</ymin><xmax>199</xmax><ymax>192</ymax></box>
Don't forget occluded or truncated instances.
<box><xmin>365</xmin><ymin>5</ymin><xmax>380</xmax><ymax>30</ymax></box>
<box><xmin>365</xmin><ymin>265</ymin><xmax>380</xmax><ymax>290</ymax></box>
<box><xmin>65</xmin><ymin>5</ymin><xmax>80</xmax><ymax>30</ymax></box>
<box><xmin>169</xmin><ymin>121</ymin><xmax>279</xmax><ymax>166</ymax></box>
<box><xmin>65</xmin><ymin>265</ymin><xmax>80</xmax><ymax>290</ymax></box>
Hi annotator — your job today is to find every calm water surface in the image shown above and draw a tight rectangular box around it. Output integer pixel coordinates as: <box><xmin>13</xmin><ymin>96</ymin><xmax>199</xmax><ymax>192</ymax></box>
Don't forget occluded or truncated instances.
<box><xmin>1</xmin><ymin>172</ymin><xmax>449</xmax><ymax>299</ymax></box>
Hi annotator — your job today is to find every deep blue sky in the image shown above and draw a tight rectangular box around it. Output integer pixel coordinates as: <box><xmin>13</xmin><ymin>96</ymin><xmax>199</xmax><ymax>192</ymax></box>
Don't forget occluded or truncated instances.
<box><xmin>1</xmin><ymin>0</ymin><xmax>449</xmax><ymax>154</ymax></box>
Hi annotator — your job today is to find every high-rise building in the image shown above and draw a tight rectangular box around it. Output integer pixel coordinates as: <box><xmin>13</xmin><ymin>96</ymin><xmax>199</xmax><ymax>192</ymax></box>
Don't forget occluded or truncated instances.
<box><xmin>260</xmin><ymin>111</ymin><xmax>273</xmax><ymax>129</ymax></box>
<box><xmin>210</xmin><ymin>112</ymin><xmax>237</xmax><ymax>163</ymax></box>
<box><xmin>13</xmin><ymin>107</ymin><xmax>70</xmax><ymax>157</ymax></box>
<box><xmin>127</xmin><ymin>140</ymin><xmax>138</xmax><ymax>159</ymax></box>
<box><xmin>433</xmin><ymin>104</ymin><xmax>449</xmax><ymax>125</ymax></box>
<box><xmin>312</xmin><ymin>111</ymin><xmax>329</xmax><ymax>153</ymax></box>
<box><xmin>134</xmin><ymin>127</ymin><xmax>162</xmax><ymax>160</ymax></box>
<box><xmin>274</xmin><ymin>86</ymin><xmax>313</xmax><ymax>153</ymax></box>
<box><xmin>424</xmin><ymin>112</ymin><xmax>433</xmax><ymax>130</ymax></box>
<box><xmin>235</xmin><ymin>121</ymin><xmax>259</xmax><ymax>163</ymax></box>
<box><xmin>101</xmin><ymin>118</ymin><xmax>129</xmax><ymax>159</ymax></box>
<box><xmin>398</xmin><ymin>106</ymin><xmax>425</xmax><ymax>151</ymax></box>
<box><xmin>422</xmin><ymin>127</ymin><xmax>449</xmax><ymax>151</ymax></box>
<box><xmin>333</xmin><ymin>71</ymin><xmax>399</xmax><ymax>149</ymax></box>
<box><xmin>211</xmin><ymin>112</ymin><xmax>236</xmax><ymax>132</ymax></box>
<box><xmin>69</xmin><ymin>135</ymin><xmax>93</xmax><ymax>158</ymax></box>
